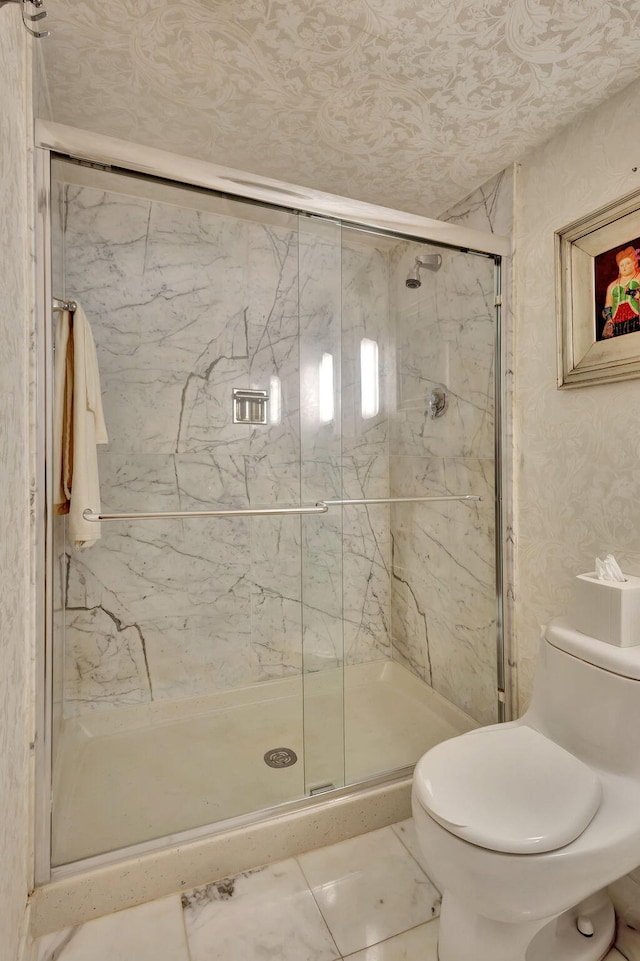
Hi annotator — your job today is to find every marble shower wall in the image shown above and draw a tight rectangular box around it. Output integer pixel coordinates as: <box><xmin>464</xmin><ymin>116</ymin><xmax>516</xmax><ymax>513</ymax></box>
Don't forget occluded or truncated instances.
<box><xmin>59</xmin><ymin>175</ymin><xmax>393</xmax><ymax>715</ymax></box>
<box><xmin>58</xmin><ymin>168</ymin><xmax>500</xmax><ymax>724</ymax></box>
<box><xmin>441</xmin><ymin>169</ymin><xmax>515</xmax><ymax>721</ymax></box>
<box><xmin>389</xmin><ymin>238</ymin><xmax>498</xmax><ymax>725</ymax></box>
<box><xmin>339</xmin><ymin>231</ymin><xmax>394</xmax><ymax>668</ymax></box>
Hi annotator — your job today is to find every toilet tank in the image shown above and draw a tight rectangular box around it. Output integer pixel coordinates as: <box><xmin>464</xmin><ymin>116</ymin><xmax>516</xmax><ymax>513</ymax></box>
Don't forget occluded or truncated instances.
<box><xmin>523</xmin><ymin>618</ymin><xmax>640</xmax><ymax>777</ymax></box>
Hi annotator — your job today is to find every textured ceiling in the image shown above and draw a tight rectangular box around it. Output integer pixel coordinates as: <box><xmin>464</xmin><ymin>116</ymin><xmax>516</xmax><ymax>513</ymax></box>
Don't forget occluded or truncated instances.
<box><xmin>41</xmin><ymin>0</ymin><xmax>640</xmax><ymax>217</ymax></box>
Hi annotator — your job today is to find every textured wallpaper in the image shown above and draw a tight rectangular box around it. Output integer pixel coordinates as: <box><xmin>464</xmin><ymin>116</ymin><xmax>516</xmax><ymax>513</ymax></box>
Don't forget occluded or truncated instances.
<box><xmin>40</xmin><ymin>0</ymin><xmax>640</xmax><ymax>217</ymax></box>
<box><xmin>515</xmin><ymin>76</ymin><xmax>640</xmax><ymax>711</ymax></box>
<box><xmin>0</xmin><ymin>6</ymin><xmax>33</xmax><ymax>959</ymax></box>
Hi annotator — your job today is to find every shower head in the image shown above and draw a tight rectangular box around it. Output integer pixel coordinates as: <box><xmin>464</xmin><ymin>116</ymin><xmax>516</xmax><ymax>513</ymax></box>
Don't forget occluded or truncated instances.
<box><xmin>405</xmin><ymin>267</ymin><xmax>421</xmax><ymax>289</ymax></box>
<box><xmin>405</xmin><ymin>254</ymin><xmax>442</xmax><ymax>288</ymax></box>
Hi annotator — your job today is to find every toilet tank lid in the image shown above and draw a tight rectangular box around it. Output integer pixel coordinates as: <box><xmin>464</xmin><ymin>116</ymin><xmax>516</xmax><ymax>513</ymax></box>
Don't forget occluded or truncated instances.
<box><xmin>413</xmin><ymin>725</ymin><xmax>602</xmax><ymax>854</ymax></box>
<box><xmin>546</xmin><ymin>617</ymin><xmax>640</xmax><ymax>679</ymax></box>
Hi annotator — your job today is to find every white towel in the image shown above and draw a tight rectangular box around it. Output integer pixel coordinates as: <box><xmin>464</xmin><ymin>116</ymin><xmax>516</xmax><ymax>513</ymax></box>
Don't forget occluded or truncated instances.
<box><xmin>53</xmin><ymin>303</ymin><xmax>108</xmax><ymax>549</ymax></box>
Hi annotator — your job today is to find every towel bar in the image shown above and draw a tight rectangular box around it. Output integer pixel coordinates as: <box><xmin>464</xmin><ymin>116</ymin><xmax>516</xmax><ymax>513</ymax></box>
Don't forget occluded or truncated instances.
<box><xmin>82</xmin><ymin>494</ymin><xmax>481</xmax><ymax>522</ymax></box>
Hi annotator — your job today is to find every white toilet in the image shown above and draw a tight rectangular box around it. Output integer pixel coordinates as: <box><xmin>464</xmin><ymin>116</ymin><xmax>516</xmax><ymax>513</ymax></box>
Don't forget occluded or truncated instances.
<box><xmin>412</xmin><ymin>617</ymin><xmax>640</xmax><ymax>961</ymax></box>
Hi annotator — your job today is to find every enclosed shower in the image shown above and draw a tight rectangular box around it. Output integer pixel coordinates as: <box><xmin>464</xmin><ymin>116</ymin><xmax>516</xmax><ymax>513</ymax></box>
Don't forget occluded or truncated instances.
<box><xmin>44</xmin><ymin>151</ymin><xmax>503</xmax><ymax>871</ymax></box>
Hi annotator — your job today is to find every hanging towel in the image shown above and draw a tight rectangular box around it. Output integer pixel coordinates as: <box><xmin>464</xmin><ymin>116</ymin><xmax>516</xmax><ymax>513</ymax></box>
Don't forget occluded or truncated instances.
<box><xmin>53</xmin><ymin>303</ymin><xmax>108</xmax><ymax>549</ymax></box>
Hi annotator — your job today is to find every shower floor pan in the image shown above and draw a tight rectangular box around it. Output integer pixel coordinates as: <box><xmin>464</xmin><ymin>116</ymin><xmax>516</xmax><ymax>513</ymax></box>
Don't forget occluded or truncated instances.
<box><xmin>52</xmin><ymin>659</ymin><xmax>475</xmax><ymax>866</ymax></box>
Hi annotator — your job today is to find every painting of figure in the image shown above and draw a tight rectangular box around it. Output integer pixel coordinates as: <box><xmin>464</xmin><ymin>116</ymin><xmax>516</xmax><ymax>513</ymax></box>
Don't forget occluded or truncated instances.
<box><xmin>595</xmin><ymin>239</ymin><xmax>640</xmax><ymax>340</ymax></box>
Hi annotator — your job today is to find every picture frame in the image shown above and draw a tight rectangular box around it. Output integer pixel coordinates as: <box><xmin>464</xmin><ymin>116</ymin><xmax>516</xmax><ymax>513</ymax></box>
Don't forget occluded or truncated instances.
<box><xmin>556</xmin><ymin>188</ymin><xmax>640</xmax><ymax>388</ymax></box>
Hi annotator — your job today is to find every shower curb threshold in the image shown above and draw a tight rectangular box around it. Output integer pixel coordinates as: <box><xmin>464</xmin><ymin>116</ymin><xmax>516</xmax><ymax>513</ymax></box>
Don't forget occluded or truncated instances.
<box><xmin>30</xmin><ymin>774</ymin><xmax>413</xmax><ymax>937</ymax></box>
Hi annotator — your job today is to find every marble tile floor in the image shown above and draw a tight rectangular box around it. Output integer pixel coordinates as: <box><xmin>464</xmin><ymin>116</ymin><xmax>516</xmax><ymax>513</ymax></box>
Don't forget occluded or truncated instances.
<box><xmin>36</xmin><ymin>819</ymin><xmax>630</xmax><ymax>961</ymax></box>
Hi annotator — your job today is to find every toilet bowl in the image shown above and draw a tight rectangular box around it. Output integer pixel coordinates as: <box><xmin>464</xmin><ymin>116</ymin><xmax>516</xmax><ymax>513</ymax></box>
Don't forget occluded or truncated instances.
<box><xmin>411</xmin><ymin>617</ymin><xmax>640</xmax><ymax>961</ymax></box>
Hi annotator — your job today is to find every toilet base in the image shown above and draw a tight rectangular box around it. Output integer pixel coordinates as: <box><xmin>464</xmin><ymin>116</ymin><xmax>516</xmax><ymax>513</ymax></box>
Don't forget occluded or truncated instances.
<box><xmin>438</xmin><ymin>888</ymin><xmax>615</xmax><ymax>961</ymax></box>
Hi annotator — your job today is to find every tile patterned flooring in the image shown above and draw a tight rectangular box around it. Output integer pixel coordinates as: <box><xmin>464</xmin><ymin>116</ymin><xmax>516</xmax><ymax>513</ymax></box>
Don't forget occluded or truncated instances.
<box><xmin>36</xmin><ymin>819</ymin><xmax>629</xmax><ymax>961</ymax></box>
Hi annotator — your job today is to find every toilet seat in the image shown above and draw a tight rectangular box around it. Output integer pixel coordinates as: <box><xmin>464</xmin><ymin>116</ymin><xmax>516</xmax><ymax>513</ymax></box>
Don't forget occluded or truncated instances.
<box><xmin>413</xmin><ymin>725</ymin><xmax>602</xmax><ymax>854</ymax></box>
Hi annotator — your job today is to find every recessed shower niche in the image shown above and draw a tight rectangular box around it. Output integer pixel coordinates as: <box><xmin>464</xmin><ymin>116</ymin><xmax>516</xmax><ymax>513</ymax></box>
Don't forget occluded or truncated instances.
<box><xmin>46</xmin><ymin>154</ymin><xmax>502</xmax><ymax>868</ymax></box>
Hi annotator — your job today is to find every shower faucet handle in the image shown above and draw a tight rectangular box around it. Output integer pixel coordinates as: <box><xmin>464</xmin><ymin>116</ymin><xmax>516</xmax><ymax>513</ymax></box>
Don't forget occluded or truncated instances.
<box><xmin>427</xmin><ymin>385</ymin><xmax>447</xmax><ymax>419</ymax></box>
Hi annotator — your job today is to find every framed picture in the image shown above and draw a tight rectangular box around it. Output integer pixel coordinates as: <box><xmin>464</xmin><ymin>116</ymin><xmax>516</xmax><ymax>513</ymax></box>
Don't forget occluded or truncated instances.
<box><xmin>556</xmin><ymin>188</ymin><xmax>640</xmax><ymax>387</ymax></box>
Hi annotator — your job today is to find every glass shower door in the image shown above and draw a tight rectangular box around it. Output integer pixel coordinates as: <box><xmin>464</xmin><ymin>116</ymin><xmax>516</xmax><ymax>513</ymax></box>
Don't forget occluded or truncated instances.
<box><xmin>299</xmin><ymin>215</ymin><xmax>346</xmax><ymax>796</ymax></box>
<box><xmin>336</xmin><ymin>228</ymin><xmax>499</xmax><ymax>787</ymax></box>
<box><xmin>388</xmin><ymin>241</ymin><xmax>499</xmax><ymax>729</ymax></box>
<box><xmin>47</xmin><ymin>154</ymin><xmax>500</xmax><ymax>870</ymax></box>
<box><xmin>49</xmin><ymin>161</ymin><xmax>346</xmax><ymax>865</ymax></box>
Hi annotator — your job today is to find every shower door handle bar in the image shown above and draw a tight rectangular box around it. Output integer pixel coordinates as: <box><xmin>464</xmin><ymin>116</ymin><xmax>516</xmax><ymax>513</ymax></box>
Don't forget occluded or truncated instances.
<box><xmin>323</xmin><ymin>495</ymin><xmax>481</xmax><ymax>506</ymax></box>
<box><xmin>82</xmin><ymin>494</ymin><xmax>480</xmax><ymax>523</ymax></box>
<box><xmin>82</xmin><ymin>504</ymin><xmax>329</xmax><ymax>522</ymax></box>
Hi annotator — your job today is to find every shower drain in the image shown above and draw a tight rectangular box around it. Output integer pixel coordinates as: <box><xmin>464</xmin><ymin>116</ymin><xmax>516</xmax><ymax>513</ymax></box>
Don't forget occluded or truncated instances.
<box><xmin>264</xmin><ymin>747</ymin><xmax>298</xmax><ymax>768</ymax></box>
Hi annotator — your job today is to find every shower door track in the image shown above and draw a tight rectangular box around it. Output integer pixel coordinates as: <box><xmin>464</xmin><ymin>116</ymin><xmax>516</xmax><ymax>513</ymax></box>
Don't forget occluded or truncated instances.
<box><xmin>47</xmin><ymin>764</ymin><xmax>416</xmax><ymax>884</ymax></box>
<box><xmin>82</xmin><ymin>494</ymin><xmax>482</xmax><ymax>523</ymax></box>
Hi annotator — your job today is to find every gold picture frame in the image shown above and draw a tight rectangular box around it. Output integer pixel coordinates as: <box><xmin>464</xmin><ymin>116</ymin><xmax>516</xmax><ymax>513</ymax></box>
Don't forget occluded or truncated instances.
<box><xmin>556</xmin><ymin>188</ymin><xmax>640</xmax><ymax>388</ymax></box>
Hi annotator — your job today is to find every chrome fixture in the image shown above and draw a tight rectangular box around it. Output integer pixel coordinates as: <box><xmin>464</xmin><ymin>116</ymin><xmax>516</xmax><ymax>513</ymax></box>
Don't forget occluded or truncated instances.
<box><xmin>53</xmin><ymin>297</ymin><xmax>77</xmax><ymax>312</ymax></box>
<box><xmin>264</xmin><ymin>748</ymin><xmax>298</xmax><ymax>768</ymax></box>
<box><xmin>0</xmin><ymin>0</ymin><xmax>50</xmax><ymax>38</ymax></box>
<box><xmin>82</xmin><ymin>494</ymin><xmax>481</xmax><ymax>523</ymax></box>
<box><xmin>427</xmin><ymin>385</ymin><xmax>448</xmax><ymax>418</ymax></box>
<box><xmin>82</xmin><ymin>503</ymin><xmax>330</xmax><ymax>523</ymax></box>
<box><xmin>322</xmin><ymin>495</ymin><xmax>476</xmax><ymax>506</ymax></box>
<box><xmin>233</xmin><ymin>388</ymin><xmax>269</xmax><ymax>425</ymax></box>
<box><xmin>405</xmin><ymin>254</ymin><xmax>442</xmax><ymax>288</ymax></box>
<box><xmin>309</xmin><ymin>783</ymin><xmax>336</xmax><ymax>795</ymax></box>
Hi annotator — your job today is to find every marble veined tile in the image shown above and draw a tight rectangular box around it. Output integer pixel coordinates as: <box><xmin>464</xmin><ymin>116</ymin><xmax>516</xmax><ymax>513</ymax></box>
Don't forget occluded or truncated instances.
<box><xmin>605</xmin><ymin>940</ymin><xmax>640</xmax><ymax>961</ymax></box>
<box><xmin>389</xmin><ymin>457</ymin><xmax>450</xmax><ymax>579</ymax></box>
<box><xmin>615</xmin><ymin>922</ymin><xmax>640</xmax><ymax>960</ymax></box>
<box><xmin>341</xmin><ymin>241</ymin><xmax>391</xmax><ymax>460</ymax></box>
<box><xmin>342</xmin><ymin>501</ymin><xmax>391</xmax><ymax>665</ymax></box>
<box><xmin>245</xmin><ymin>229</ymin><xmax>302</xmax><ymax>462</ymax></box>
<box><xmin>60</xmin><ymin>179</ymin><xmax>499</xmax><ymax>720</ymax></box>
<box><xmin>297</xmin><ymin>826</ymin><xmax>441</xmax><ymax>956</ymax></box>
<box><xmin>249</xmin><ymin>511</ymin><xmax>303</xmax><ymax>679</ymax></box>
<box><xmin>388</xmin><ymin>450</ymin><xmax>497</xmax><ymax>723</ymax></box>
<box><xmin>174</xmin><ymin>451</ymin><xmax>248</xmax><ymax>509</ymax></box>
<box><xmin>64</xmin><ymin>603</ymin><xmax>152</xmax><ymax>711</ymax></box>
<box><xmin>246</xmin><ymin>223</ymin><xmax>299</xmax><ymax>364</ymax></box>
<box><xmin>341</xmin><ymin>449</ymin><xmax>391</xmax><ymax>665</ymax></box>
<box><xmin>137</xmin><ymin>614</ymin><xmax>254</xmax><ymax>699</ymax></box>
<box><xmin>63</xmin><ymin>512</ymin><xmax>255</xmax><ymax>710</ymax></box>
<box><xmin>143</xmin><ymin>200</ymin><xmax>247</xmax><ymax>294</ymax></box>
<box><xmin>245</xmin><ymin>451</ymin><xmax>301</xmax><ymax>506</ymax></box>
<box><xmin>391</xmin><ymin>819</ymin><xmax>439</xmax><ymax>883</ymax></box>
<box><xmin>300</xmin><ymin>482</ymin><xmax>345</xmax><ymax>673</ymax></box>
<box><xmin>71</xmin><ymin>515</ymin><xmax>250</xmax><ymax>621</ymax></box>
<box><xmin>182</xmin><ymin>860</ymin><xmax>340</xmax><ymax>961</ymax></box>
<box><xmin>63</xmin><ymin>553</ymin><xmax>154</xmax><ymax>714</ymax></box>
<box><xmin>391</xmin><ymin>247</ymin><xmax>495</xmax><ymax>463</ymax></box>
<box><xmin>427</xmin><ymin>607</ymin><xmax>497</xmax><ymax>725</ymax></box>
<box><xmin>390</xmin><ymin>387</ymin><xmax>494</xmax><ymax>460</ymax></box>
<box><xmin>36</xmin><ymin>895</ymin><xmax>189</xmax><ymax>961</ymax></box>
<box><xmin>611</xmin><ymin>904</ymin><xmax>640</xmax><ymax>961</ymax></box>
<box><xmin>97</xmin><ymin>453</ymin><xmax>181</xmax><ymax>513</ymax></box>
<box><xmin>345</xmin><ymin>921</ymin><xmax>439</xmax><ymax>960</ymax></box>
<box><xmin>610</xmin><ymin>876</ymin><xmax>640</xmax><ymax>930</ymax></box>
<box><xmin>63</xmin><ymin>186</ymin><xmax>152</xmax><ymax>317</ymax></box>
